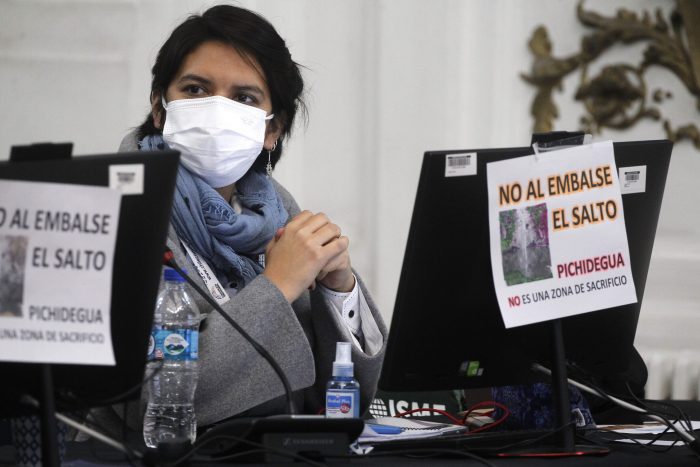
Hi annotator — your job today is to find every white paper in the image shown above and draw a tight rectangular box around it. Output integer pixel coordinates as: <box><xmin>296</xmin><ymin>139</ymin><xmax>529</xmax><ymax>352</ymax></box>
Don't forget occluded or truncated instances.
<box><xmin>599</xmin><ymin>421</ymin><xmax>700</xmax><ymax>435</ymax></box>
<box><xmin>600</xmin><ymin>420</ymin><xmax>700</xmax><ymax>448</ymax></box>
<box><xmin>613</xmin><ymin>439</ymin><xmax>682</xmax><ymax>447</ymax></box>
<box><xmin>487</xmin><ymin>141</ymin><xmax>637</xmax><ymax>328</ymax></box>
<box><xmin>358</xmin><ymin>417</ymin><xmax>466</xmax><ymax>444</ymax></box>
<box><xmin>0</xmin><ymin>180</ymin><xmax>121</xmax><ymax>365</ymax></box>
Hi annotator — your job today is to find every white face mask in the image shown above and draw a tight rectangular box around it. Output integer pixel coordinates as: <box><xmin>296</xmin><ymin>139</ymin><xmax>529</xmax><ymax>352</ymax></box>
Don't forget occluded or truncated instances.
<box><xmin>162</xmin><ymin>96</ymin><xmax>274</xmax><ymax>188</ymax></box>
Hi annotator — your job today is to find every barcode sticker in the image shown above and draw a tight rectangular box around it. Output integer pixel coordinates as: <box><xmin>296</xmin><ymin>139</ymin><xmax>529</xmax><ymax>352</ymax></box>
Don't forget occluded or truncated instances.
<box><xmin>109</xmin><ymin>163</ymin><xmax>144</xmax><ymax>195</ymax></box>
<box><xmin>445</xmin><ymin>152</ymin><xmax>477</xmax><ymax>177</ymax></box>
<box><xmin>618</xmin><ymin>165</ymin><xmax>646</xmax><ymax>194</ymax></box>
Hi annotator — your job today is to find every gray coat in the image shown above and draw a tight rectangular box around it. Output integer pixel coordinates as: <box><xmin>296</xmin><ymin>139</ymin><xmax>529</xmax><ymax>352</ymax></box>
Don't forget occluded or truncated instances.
<box><xmin>118</xmin><ymin>131</ymin><xmax>387</xmax><ymax>427</ymax></box>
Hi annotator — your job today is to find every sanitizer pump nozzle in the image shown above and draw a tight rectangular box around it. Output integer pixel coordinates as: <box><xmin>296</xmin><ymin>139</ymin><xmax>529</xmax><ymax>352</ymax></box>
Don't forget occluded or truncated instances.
<box><xmin>333</xmin><ymin>342</ymin><xmax>353</xmax><ymax>377</ymax></box>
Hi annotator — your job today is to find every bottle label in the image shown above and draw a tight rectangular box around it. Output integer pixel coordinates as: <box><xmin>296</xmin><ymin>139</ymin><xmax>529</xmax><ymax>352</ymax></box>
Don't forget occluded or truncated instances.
<box><xmin>326</xmin><ymin>390</ymin><xmax>359</xmax><ymax>418</ymax></box>
<box><xmin>148</xmin><ymin>328</ymin><xmax>198</xmax><ymax>361</ymax></box>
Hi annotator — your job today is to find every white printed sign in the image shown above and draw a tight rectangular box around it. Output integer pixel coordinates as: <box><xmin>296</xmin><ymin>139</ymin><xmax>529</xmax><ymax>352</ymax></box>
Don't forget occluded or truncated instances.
<box><xmin>487</xmin><ymin>141</ymin><xmax>637</xmax><ymax>328</ymax></box>
<box><xmin>0</xmin><ymin>180</ymin><xmax>121</xmax><ymax>364</ymax></box>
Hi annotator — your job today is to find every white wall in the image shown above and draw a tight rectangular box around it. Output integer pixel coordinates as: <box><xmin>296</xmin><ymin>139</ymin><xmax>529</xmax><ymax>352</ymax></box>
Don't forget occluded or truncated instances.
<box><xmin>1</xmin><ymin>0</ymin><xmax>697</xmax><ymax>357</ymax></box>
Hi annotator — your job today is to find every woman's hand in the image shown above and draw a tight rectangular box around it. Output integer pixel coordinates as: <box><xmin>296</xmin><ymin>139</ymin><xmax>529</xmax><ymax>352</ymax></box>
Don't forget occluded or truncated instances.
<box><xmin>315</xmin><ymin>244</ymin><xmax>355</xmax><ymax>292</ymax></box>
<box><xmin>263</xmin><ymin>211</ymin><xmax>353</xmax><ymax>303</ymax></box>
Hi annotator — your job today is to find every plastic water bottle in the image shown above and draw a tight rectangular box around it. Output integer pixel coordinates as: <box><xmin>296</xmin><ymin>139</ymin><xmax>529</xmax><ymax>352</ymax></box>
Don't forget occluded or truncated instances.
<box><xmin>325</xmin><ymin>342</ymin><xmax>360</xmax><ymax>418</ymax></box>
<box><xmin>143</xmin><ymin>267</ymin><xmax>200</xmax><ymax>448</ymax></box>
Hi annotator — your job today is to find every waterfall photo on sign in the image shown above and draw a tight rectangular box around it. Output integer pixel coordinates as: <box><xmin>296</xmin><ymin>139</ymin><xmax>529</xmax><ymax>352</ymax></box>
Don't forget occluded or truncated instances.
<box><xmin>499</xmin><ymin>203</ymin><xmax>552</xmax><ymax>285</ymax></box>
<box><xmin>0</xmin><ymin>235</ymin><xmax>28</xmax><ymax>318</ymax></box>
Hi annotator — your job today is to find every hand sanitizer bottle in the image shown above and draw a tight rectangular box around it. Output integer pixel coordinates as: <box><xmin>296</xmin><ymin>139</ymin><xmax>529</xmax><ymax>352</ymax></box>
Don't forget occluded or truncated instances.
<box><xmin>325</xmin><ymin>342</ymin><xmax>360</xmax><ymax>418</ymax></box>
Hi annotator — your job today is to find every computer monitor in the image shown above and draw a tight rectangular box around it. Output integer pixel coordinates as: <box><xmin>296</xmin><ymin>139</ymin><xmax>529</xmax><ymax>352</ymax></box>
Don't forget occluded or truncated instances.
<box><xmin>0</xmin><ymin>149</ymin><xmax>179</xmax><ymax>414</ymax></box>
<box><xmin>379</xmin><ymin>139</ymin><xmax>672</xmax><ymax>393</ymax></box>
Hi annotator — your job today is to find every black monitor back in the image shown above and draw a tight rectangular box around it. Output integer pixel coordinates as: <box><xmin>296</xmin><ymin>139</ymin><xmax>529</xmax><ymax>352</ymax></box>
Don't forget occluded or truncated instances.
<box><xmin>379</xmin><ymin>140</ymin><xmax>672</xmax><ymax>392</ymax></box>
<box><xmin>0</xmin><ymin>150</ymin><xmax>179</xmax><ymax>415</ymax></box>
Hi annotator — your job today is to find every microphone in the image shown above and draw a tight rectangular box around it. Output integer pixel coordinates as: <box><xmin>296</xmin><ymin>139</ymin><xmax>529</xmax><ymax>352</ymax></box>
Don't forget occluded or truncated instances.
<box><xmin>162</xmin><ymin>247</ymin><xmax>297</xmax><ymax>415</ymax></box>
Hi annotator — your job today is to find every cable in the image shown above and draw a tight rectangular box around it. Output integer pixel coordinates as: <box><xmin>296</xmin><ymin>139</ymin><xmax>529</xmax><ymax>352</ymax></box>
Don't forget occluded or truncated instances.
<box><xmin>391</xmin><ymin>401</ymin><xmax>511</xmax><ymax>433</ymax></box>
<box><xmin>462</xmin><ymin>401</ymin><xmax>495</xmax><ymax>419</ymax></box>
<box><xmin>489</xmin><ymin>421</ymin><xmax>577</xmax><ymax>454</ymax></box>
<box><xmin>120</xmin><ymin>398</ymin><xmax>139</xmax><ymax>466</ymax></box>
<box><xmin>531</xmin><ymin>363</ymin><xmax>700</xmax><ymax>457</ymax></box>
<box><xmin>564</xmin><ymin>364</ymin><xmax>692</xmax><ymax>448</ymax></box>
<box><xmin>205</xmin><ymin>448</ymin><xmax>267</xmax><ymax>462</ymax></box>
<box><xmin>566</xmin><ymin>361</ymin><xmax>693</xmax><ymax>432</ymax></box>
<box><xmin>56</xmin><ymin>361</ymin><xmax>163</xmax><ymax>411</ymax></box>
<box><xmin>164</xmin><ymin>248</ymin><xmax>296</xmax><ymax>415</ymax></box>
<box><xmin>20</xmin><ymin>395</ymin><xmax>144</xmax><ymax>461</ymax></box>
<box><xmin>623</xmin><ymin>381</ymin><xmax>694</xmax><ymax>433</ymax></box>
<box><xmin>169</xmin><ymin>434</ymin><xmax>328</xmax><ymax>467</ymax></box>
<box><xmin>461</xmin><ymin>401</ymin><xmax>511</xmax><ymax>433</ymax></box>
<box><xmin>188</xmin><ymin>421</ymin><xmax>257</xmax><ymax>458</ymax></box>
<box><xmin>566</xmin><ymin>370</ymin><xmax>686</xmax><ymax>449</ymax></box>
<box><xmin>539</xmin><ymin>363</ymin><xmax>691</xmax><ymax>451</ymax></box>
<box><xmin>377</xmin><ymin>407</ymin><xmax>579</xmax><ymax>458</ymax></box>
<box><xmin>393</xmin><ymin>407</ymin><xmax>465</xmax><ymax>425</ymax></box>
<box><xmin>369</xmin><ymin>448</ymin><xmax>497</xmax><ymax>466</ymax></box>
<box><xmin>593</xmin><ymin>426</ymin><xmax>682</xmax><ymax>453</ymax></box>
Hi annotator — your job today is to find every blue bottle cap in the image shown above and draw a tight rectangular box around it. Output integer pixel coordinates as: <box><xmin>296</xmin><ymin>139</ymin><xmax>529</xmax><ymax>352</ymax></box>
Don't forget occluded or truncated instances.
<box><xmin>164</xmin><ymin>267</ymin><xmax>187</xmax><ymax>282</ymax></box>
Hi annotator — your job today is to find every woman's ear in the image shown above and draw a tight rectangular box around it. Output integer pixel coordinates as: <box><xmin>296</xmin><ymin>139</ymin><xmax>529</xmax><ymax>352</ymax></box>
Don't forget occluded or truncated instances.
<box><xmin>264</xmin><ymin>115</ymin><xmax>285</xmax><ymax>150</ymax></box>
<box><xmin>150</xmin><ymin>91</ymin><xmax>164</xmax><ymax>129</ymax></box>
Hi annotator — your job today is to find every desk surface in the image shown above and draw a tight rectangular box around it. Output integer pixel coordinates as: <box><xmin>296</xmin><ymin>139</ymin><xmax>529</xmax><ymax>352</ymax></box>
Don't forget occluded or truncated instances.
<box><xmin>59</xmin><ymin>439</ymin><xmax>700</xmax><ymax>466</ymax></box>
<box><xmin>0</xmin><ymin>433</ymin><xmax>696</xmax><ymax>466</ymax></box>
<box><xmin>2</xmin><ymin>402</ymin><xmax>699</xmax><ymax>466</ymax></box>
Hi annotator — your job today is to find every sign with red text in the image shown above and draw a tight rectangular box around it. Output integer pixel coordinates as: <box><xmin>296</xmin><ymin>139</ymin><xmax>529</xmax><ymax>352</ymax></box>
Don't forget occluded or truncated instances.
<box><xmin>487</xmin><ymin>141</ymin><xmax>636</xmax><ymax>328</ymax></box>
<box><xmin>0</xmin><ymin>180</ymin><xmax>120</xmax><ymax>364</ymax></box>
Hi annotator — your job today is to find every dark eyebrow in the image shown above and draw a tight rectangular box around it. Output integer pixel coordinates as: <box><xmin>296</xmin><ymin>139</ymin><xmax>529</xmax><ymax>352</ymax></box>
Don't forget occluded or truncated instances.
<box><xmin>176</xmin><ymin>74</ymin><xmax>265</xmax><ymax>98</ymax></box>
<box><xmin>176</xmin><ymin>74</ymin><xmax>213</xmax><ymax>87</ymax></box>
<box><xmin>233</xmin><ymin>85</ymin><xmax>265</xmax><ymax>98</ymax></box>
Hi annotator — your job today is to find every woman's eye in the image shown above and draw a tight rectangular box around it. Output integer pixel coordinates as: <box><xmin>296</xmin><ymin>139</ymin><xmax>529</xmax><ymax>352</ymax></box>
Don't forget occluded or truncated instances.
<box><xmin>235</xmin><ymin>94</ymin><xmax>256</xmax><ymax>105</ymax></box>
<box><xmin>184</xmin><ymin>85</ymin><xmax>206</xmax><ymax>96</ymax></box>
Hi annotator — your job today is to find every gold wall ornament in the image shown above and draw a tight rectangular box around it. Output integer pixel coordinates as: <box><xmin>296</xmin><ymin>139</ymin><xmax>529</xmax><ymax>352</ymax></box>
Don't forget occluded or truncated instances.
<box><xmin>522</xmin><ymin>0</ymin><xmax>700</xmax><ymax>148</ymax></box>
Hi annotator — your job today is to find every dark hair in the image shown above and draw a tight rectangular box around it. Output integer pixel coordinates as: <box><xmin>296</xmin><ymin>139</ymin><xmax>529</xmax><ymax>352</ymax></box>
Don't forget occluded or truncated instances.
<box><xmin>138</xmin><ymin>4</ymin><xmax>306</xmax><ymax>171</ymax></box>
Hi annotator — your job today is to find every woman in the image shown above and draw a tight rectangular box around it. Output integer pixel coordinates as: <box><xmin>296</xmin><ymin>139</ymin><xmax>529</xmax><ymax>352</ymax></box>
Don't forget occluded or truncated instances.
<box><xmin>117</xmin><ymin>5</ymin><xmax>386</xmax><ymax>429</ymax></box>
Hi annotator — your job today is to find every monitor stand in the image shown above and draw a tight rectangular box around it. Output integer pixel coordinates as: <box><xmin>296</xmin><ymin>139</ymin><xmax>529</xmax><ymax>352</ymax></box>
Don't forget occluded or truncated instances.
<box><xmin>498</xmin><ymin>319</ymin><xmax>608</xmax><ymax>458</ymax></box>
<box><xmin>38</xmin><ymin>364</ymin><xmax>61</xmax><ymax>467</ymax></box>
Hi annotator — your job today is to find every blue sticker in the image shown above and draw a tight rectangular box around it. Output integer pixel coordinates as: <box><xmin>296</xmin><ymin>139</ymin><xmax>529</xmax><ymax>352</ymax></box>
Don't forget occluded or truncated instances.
<box><xmin>148</xmin><ymin>328</ymin><xmax>198</xmax><ymax>361</ymax></box>
<box><xmin>326</xmin><ymin>391</ymin><xmax>358</xmax><ymax>418</ymax></box>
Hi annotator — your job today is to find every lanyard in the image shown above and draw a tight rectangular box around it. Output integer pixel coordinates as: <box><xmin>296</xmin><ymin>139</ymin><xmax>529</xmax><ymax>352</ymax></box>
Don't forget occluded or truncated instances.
<box><xmin>180</xmin><ymin>240</ymin><xmax>231</xmax><ymax>306</ymax></box>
